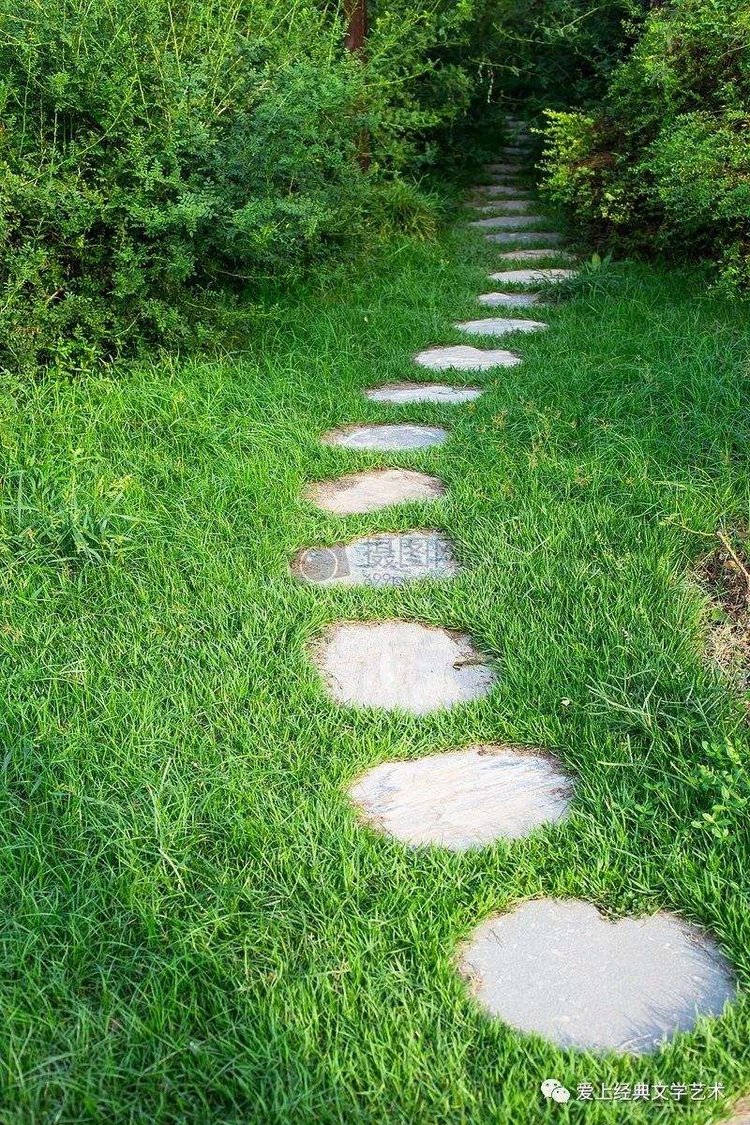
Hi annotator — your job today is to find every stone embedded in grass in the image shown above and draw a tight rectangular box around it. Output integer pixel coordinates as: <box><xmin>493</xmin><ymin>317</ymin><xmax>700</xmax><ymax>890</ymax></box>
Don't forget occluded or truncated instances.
<box><xmin>292</xmin><ymin>530</ymin><xmax>459</xmax><ymax>587</ymax></box>
<box><xmin>365</xmin><ymin>382</ymin><xmax>483</xmax><ymax>405</ymax></box>
<box><xmin>348</xmin><ymin>744</ymin><xmax>573</xmax><ymax>850</ymax></box>
<box><xmin>472</xmin><ymin>185</ymin><xmax>531</xmax><ymax>198</ymax></box>
<box><xmin>500</xmin><ymin>249</ymin><xmax>576</xmax><ymax>263</ymax></box>
<box><xmin>457</xmin><ymin>899</ymin><xmax>737</xmax><ymax>1055</ymax></box>
<box><xmin>477</xmin><ymin>292</ymin><xmax>543</xmax><ymax>309</ymax></box>
<box><xmin>305</xmin><ymin>469</ymin><xmax>445</xmax><ymax>515</ymax></box>
<box><xmin>322</xmin><ymin>424</ymin><xmax>447</xmax><ymax>451</ymax></box>
<box><xmin>312</xmin><ymin>620</ymin><xmax>496</xmax><ymax>714</ymax></box>
<box><xmin>474</xmin><ymin>200</ymin><xmax>540</xmax><ymax>214</ymax></box>
<box><xmin>485</xmin><ymin>162</ymin><xmax>522</xmax><ymax>174</ymax></box>
<box><xmin>455</xmin><ymin>317</ymin><xmax>548</xmax><ymax>337</ymax></box>
<box><xmin>470</xmin><ymin>215</ymin><xmax>543</xmax><ymax>230</ymax></box>
<box><xmin>486</xmin><ymin>231</ymin><xmax>563</xmax><ymax>246</ymax></box>
<box><xmin>414</xmin><ymin>345</ymin><xmax>521</xmax><ymax>371</ymax></box>
<box><xmin>489</xmin><ymin>269</ymin><xmax>577</xmax><ymax>286</ymax></box>
<box><xmin>725</xmin><ymin>1097</ymin><xmax>750</xmax><ymax>1124</ymax></box>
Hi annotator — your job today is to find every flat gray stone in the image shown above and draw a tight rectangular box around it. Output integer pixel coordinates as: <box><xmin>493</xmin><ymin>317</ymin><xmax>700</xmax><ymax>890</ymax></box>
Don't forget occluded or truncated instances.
<box><xmin>473</xmin><ymin>185</ymin><xmax>530</xmax><ymax>198</ymax></box>
<box><xmin>726</xmin><ymin>1098</ymin><xmax>750</xmax><ymax>1124</ymax></box>
<box><xmin>470</xmin><ymin>215</ymin><xmax>544</xmax><ymax>230</ymax></box>
<box><xmin>485</xmin><ymin>162</ymin><xmax>522</xmax><ymax>174</ymax></box>
<box><xmin>474</xmin><ymin>200</ymin><xmax>540</xmax><ymax>214</ymax></box>
<box><xmin>312</xmin><ymin>620</ymin><xmax>496</xmax><ymax>714</ymax></box>
<box><xmin>365</xmin><ymin>382</ymin><xmax>482</xmax><ymax>405</ymax></box>
<box><xmin>457</xmin><ymin>899</ymin><xmax>737</xmax><ymax>1055</ymax></box>
<box><xmin>414</xmin><ymin>345</ymin><xmax>520</xmax><ymax>371</ymax></box>
<box><xmin>489</xmin><ymin>269</ymin><xmax>577</xmax><ymax>286</ymax></box>
<box><xmin>322</xmin><ymin>424</ymin><xmax>447</xmax><ymax>451</ymax></box>
<box><xmin>348</xmin><ymin>745</ymin><xmax>573</xmax><ymax>849</ymax></box>
<box><xmin>292</xmin><ymin>530</ymin><xmax>459</xmax><ymax>587</ymax></box>
<box><xmin>455</xmin><ymin>317</ymin><xmax>547</xmax><ymax>337</ymax></box>
<box><xmin>500</xmin><ymin>248</ymin><xmax>576</xmax><ymax>262</ymax></box>
<box><xmin>478</xmin><ymin>292</ymin><xmax>543</xmax><ymax>308</ymax></box>
<box><xmin>305</xmin><ymin>469</ymin><xmax>445</xmax><ymax>515</ymax></box>
<box><xmin>486</xmin><ymin>231</ymin><xmax>563</xmax><ymax>246</ymax></box>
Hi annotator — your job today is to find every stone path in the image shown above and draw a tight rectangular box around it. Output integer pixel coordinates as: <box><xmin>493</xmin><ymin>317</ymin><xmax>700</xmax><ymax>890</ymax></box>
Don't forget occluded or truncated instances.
<box><xmin>296</xmin><ymin>115</ymin><xmax>738</xmax><ymax>1061</ymax></box>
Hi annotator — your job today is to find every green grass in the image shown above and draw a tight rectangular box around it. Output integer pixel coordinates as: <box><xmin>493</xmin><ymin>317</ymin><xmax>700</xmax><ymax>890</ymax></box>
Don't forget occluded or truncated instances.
<box><xmin>1</xmin><ymin>217</ymin><xmax>750</xmax><ymax>1123</ymax></box>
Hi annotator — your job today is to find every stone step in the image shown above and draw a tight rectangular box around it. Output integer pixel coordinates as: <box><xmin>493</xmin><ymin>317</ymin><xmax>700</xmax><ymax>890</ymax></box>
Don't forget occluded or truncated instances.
<box><xmin>500</xmin><ymin>248</ymin><xmax>576</xmax><ymax>263</ymax></box>
<box><xmin>477</xmin><ymin>292</ymin><xmax>544</xmax><ymax>308</ymax></box>
<box><xmin>292</xmin><ymin>530</ymin><xmax>459</xmax><ymax>587</ymax></box>
<box><xmin>365</xmin><ymin>382</ymin><xmax>482</xmax><ymax>404</ymax></box>
<box><xmin>455</xmin><ymin>317</ymin><xmax>547</xmax><ymax>337</ymax></box>
<box><xmin>348</xmin><ymin>745</ymin><xmax>573</xmax><ymax>849</ymax></box>
<box><xmin>457</xmin><ymin>899</ymin><xmax>737</xmax><ymax>1055</ymax></box>
<box><xmin>470</xmin><ymin>215</ymin><xmax>545</xmax><ymax>230</ymax></box>
<box><xmin>486</xmin><ymin>231</ymin><xmax>563</xmax><ymax>246</ymax></box>
<box><xmin>471</xmin><ymin>185</ymin><xmax>530</xmax><ymax>198</ymax></box>
<box><xmin>311</xmin><ymin>620</ymin><xmax>496</xmax><ymax>714</ymax></box>
<box><xmin>305</xmin><ymin>468</ymin><xmax>445</xmax><ymax>515</ymax></box>
<box><xmin>414</xmin><ymin>345</ymin><xmax>521</xmax><ymax>371</ymax></box>
<box><xmin>484</xmin><ymin>162</ymin><xmax>522</xmax><ymax>174</ymax></box>
<box><xmin>489</xmin><ymin>268</ymin><xmax>577</xmax><ymax>286</ymax></box>
<box><xmin>473</xmin><ymin>200</ymin><xmax>540</xmax><ymax>214</ymax></box>
<box><xmin>322</xmin><ymin>423</ymin><xmax>447</xmax><ymax>450</ymax></box>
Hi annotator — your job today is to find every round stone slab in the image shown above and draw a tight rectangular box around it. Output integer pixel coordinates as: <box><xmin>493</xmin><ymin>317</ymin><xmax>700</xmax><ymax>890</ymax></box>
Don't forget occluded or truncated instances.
<box><xmin>348</xmin><ymin>745</ymin><xmax>573</xmax><ymax>850</ymax></box>
<box><xmin>292</xmin><ymin>530</ymin><xmax>459</xmax><ymax>587</ymax></box>
<box><xmin>365</xmin><ymin>382</ymin><xmax>483</xmax><ymax>405</ymax></box>
<box><xmin>312</xmin><ymin>621</ymin><xmax>496</xmax><ymax>714</ymax></box>
<box><xmin>457</xmin><ymin>899</ymin><xmax>737</xmax><ymax>1055</ymax></box>
<box><xmin>486</xmin><ymin>231</ymin><xmax>563</xmax><ymax>246</ymax></box>
<box><xmin>470</xmin><ymin>215</ymin><xmax>543</xmax><ymax>230</ymax></box>
<box><xmin>322</xmin><ymin>424</ymin><xmax>447</xmax><ymax>451</ymax></box>
<box><xmin>478</xmin><ymin>292</ymin><xmax>543</xmax><ymax>309</ymax></box>
<box><xmin>305</xmin><ymin>468</ymin><xmax>445</xmax><ymax>515</ymax></box>
<box><xmin>414</xmin><ymin>345</ymin><xmax>520</xmax><ymax>372</ymax></box>
<box><xmin>455</xmin><ymin>317</ymin><xmax>547</xmax><ymax>337</ymax></box>
<box><xmin>490</xmin><ymin>269</ymin><xmax>577</xmax><ymax>286</ymax></box>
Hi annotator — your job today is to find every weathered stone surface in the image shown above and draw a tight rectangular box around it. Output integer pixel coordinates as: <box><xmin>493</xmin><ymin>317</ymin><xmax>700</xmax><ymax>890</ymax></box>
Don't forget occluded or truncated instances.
<box><xmin>470</xmin><ymin>215</ymin><xmax>543</xmax><ymax>230</ymax></box>
<box><xmin>477</xmin><ymin>292</ymin><xmax>543</xmax><ymax>308</ymax></box>
<box><xmin>455</xmin><ymin>317</ymin><xmax>547</xmax><ymax>337</ymax></box>
<box><xmin>365</xmin><ymin>382</ymin><xmax>482</xmax><ymax>405</ymax></box>
<box><xmin>485</xmin><ymin>162</ymin><xmax>522</xmax><ymax>174</ymax></box>
<box><xmin>312</xmin><ymin>621</ymin><xmax>496</xmax><ymax>714</ymax></box>
<box><xmin>292</xmin><ymin>530</ymin><xmax>459</xmax><ymax>587</ymax></box>
<box><xmin>725</xmin><ymin>1097</ymin><xmax>750</xmax><ymax>1124</ymax></box>
<box><xmin>305</xmin><ymin>469</ymin><xmax>445</xmax><ymax>515</ymax></box>
<box><xmin>321</xmin><ymin>424</ymin><xmax>447</xmax><ymax>451</ymax></box>
<box><xmin>486</xmin><ymin>231</ymin><xmax>563</xmax><ymax>246</ymax></box>
<box><xmin>457</xmin><ymin>899</ymin><xmax>737</xmax><ymax>1055</ymax></box>
<box><xmin>473</xmin><ymin>185</ymin><xmax>530</xmax><ymax>198</ymax></box>
<box><xmin>414</xmin><ymin>345</ymin><xmax>521</xmax><ymax>371</ymax></box>
<box><xmin>489</xmin><ymin>268</ymin><xmax>577</xmax><ymax>286</ymax></box>
<box><xmin>348</xmin><ymin>744</ymin><xmax>573</xmax><ymax>849</ymax></box>
<box><xmin>500</xmin><ymin>248</ymin><xmax>576</xmax><ymax>263</ymax></box>
<box><xmin>474</xmin><ymin>200</ymin><xmax>541</xmax><ymax>214</ymax></box>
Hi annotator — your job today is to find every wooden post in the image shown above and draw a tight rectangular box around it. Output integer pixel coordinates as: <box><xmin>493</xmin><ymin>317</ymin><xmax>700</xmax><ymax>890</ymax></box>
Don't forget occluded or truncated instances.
<box><xmin>345</xmin><ymin>0</ymin><xmax>368</xmax><ymax>53</ymax></box>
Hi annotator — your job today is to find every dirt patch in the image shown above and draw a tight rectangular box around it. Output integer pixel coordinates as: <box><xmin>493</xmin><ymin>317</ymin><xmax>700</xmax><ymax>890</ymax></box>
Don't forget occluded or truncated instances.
<box><xmin>696</xmin><ymin>531</ymin><xmax>750</xmax><ymax>693</ymax></box>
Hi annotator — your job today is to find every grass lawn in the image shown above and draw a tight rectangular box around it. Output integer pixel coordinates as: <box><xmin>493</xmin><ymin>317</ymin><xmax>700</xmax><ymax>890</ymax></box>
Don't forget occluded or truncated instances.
<box><xmin>2</xmin><ymin>217</ymin><xmax>750</xmax><ymax>1123</ymax></box>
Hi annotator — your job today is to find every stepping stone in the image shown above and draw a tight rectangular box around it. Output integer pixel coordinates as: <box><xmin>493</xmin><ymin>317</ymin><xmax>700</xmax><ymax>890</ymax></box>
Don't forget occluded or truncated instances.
<box><xmin>305</xmin><ymin>468</ymin><xmax>445</xmax><ymax>515</ymax></box>
<box><xmin>726</xmin><ymin>1098</ymin><xmax>750</xmax><ymax>1124</ymax></box>
<box><xmin>455</xmin><ymin>317</ymin><xmax>547</xmax><ymax>337</ymax></box>
<box><xmin>478</xmin><ymin>292</ymin><xmax>543</xmax><ymax>309</ymax></box>
<box><xmin>322</xmin><ymin>424</ymin><xmax>447</xmax><ymax>451</ymax></box>
<box><xmin>485</xmin><ymin>163</ymin><xmax>521</xmax><ymax>174</ymax></box>
<box><xmin>457</xmin><ymin>899</ymin><xmax>737</xmax><ymax>1055</ymax></box>
<box><xmin>500</xmin><ymin>248</ymin><xmax>576</xmax><ymax>263</ymax></box>
<box><xmin>502</xmin><ymin>146</ymin><xmax>531</xmax><ymax>156</ymax></box>
<box><xmin>473</xmin><ymin>185</ymin><xmax>530</xmax><ymax>198</ymax></box>
<box><xmin>490</xmin><ymin>268</ymin><xmax>577</xmax><ymax>286</ymax></box>
<box><xmin>365</xmin><ymin>382</ymin><xmax>482</xmax><ymax>405</ymax></box>
<box><xmin>470</xmin><ymin>216</ymin><xmax>543</xmax><ymax>230</ymax></box>
<box><xmin>486</xmin><ymin>231</ymin><xmax>563</xmax><ymax>246</ymax></box>
<box><xmin>348</xmin><ymin>744</ymin><xmax>573</xmax><ymax>850</ymax></box>
<box><xmin>414</xmin><ymin>345</ymin><xmax>520</xmax><ymax>372</ymax></box>
<box><xmin>292</xmin><ymin>530</ymin><xmax>459</xmax><ymax>587</ymax></box>
<box><xmin>474</xmin><ymin>200</ymin><xmax>540</xmax><ymax>214</ymax></box>
<box><xmin>311</xmin><ymin>620</ymin><xmax>496</xmax><ymax>714</ymax></box>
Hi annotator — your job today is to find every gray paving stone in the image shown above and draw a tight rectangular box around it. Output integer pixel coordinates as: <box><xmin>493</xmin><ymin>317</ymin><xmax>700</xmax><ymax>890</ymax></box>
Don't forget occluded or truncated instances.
<box><xmin>477</xmin><ymin>292</ymin><xmax>544</xmax><ymax>309</ymax></box>
<box><xmin>348</xmin><ymin>744</ymin><xmax>573</xmax><ymax>849</ymax></box>
<box><xmin>312</xmin><ymin>620</ymin><xmax>496</xmax><ymax>714</ymax></box>
<box><xmin>485</xmin><ymin>162</ymin><xmax>522</xmax><ymax>174</ymax></box>
<box><xmin>414</xmin><ymin>345</ymin><xmax>521</xmax><ymax>371</ymax></box>
<box><xmin>489</xmin><ymin>268</ymin><xmax>577</xmax><ymax>286</ymax></box>
<box><xmin>365</xmin><ymin>382</ymin><xmax>483</xmax><ymax>404</ymax></box>
<box><xmin>474</xmin><ymin>200</ymin><xmax>541</xmax><ymax>214</ymax></box>
<box><xmin>455</xmin><ymin>317</ymin><xmax>547</xmax><ymax>337</ymax></box>
<box><xmin>486</xmin><ymin>231</ymin><xmax>563</xmax><ymax>246</ymax></box>
<box><xmin>305</xmin><ymin>468</ymin><xmax>445</xmax><ymax>515</ymax></box>
<box><xmin>500</xmin><ymin>248</ymin><xmax>576</xmax><ymax>262</ymax></box>
<box><xmin>470</xmin><ymin>215</ymin><xmax>544</xmax><ymax>230</ymax></box>
<box><xmin>292</xmin><ymin>530</ymin><xmax>459</xmax><ymax>587</ymax></box>
<box><xmin>322</xmin><ymin>423</ymin><xmax>447</xmax><ymax>451</ymax></box>
<box><xmin>473</xmin><ymin>185</ymin><xmax>530</xmax><ymax>198</ymax></box>
<box><xmin>457</xmin><ymin>899</ymin><xmax>737</xmax><ymax>1055</ymax></box>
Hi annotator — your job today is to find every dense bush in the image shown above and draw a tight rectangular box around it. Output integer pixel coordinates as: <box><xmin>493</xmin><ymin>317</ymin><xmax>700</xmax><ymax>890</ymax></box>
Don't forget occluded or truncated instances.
<box><xmin>0</xmin><ymin>0</ymin><xmax>476</xmax><ymax>373</ymax></box>
<box><xmin>538</xmin><ymin>0</ymin><xmax>750</xmax><ymax>287</ymax></box>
